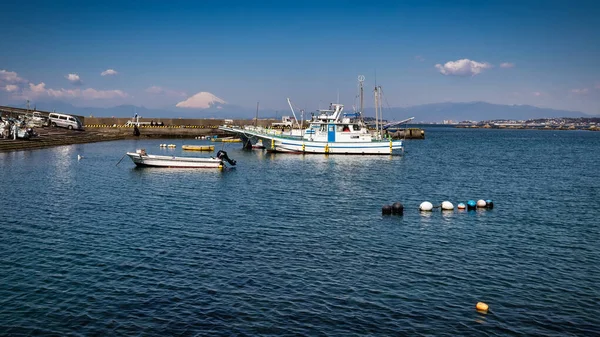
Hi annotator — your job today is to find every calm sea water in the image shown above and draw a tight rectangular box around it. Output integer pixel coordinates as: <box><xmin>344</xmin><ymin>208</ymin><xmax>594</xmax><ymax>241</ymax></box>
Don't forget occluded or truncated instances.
<box><xmin>1</xmin><ymin>128</ymin><xmax>599</xmax><ymax>336</ymax></box>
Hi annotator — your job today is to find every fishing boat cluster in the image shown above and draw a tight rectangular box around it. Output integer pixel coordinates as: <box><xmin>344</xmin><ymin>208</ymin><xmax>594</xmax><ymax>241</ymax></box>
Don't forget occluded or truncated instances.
<box><xmin>125</xmin><ymin>76</ymin><xmax>413</xmax><ymax>168</ymax></box>
<box><xmin>218</xmin><ymin>77</ymin><xmax>413</xmax><ymax>155</ymax></box>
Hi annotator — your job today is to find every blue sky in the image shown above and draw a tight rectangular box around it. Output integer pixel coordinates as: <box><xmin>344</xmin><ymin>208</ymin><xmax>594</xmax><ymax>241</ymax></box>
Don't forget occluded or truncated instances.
<box><xmin>1</xmin><ymin>0</ymin><xmax>599</xmax><ymax>115</ymax></box>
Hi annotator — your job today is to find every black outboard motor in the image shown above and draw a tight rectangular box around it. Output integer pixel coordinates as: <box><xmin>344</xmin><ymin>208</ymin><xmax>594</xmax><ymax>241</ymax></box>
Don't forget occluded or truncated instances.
<box><xmin>216</xmin><ymin>150</ymin><xmax>236</xmax><ymax>166</ymax></box>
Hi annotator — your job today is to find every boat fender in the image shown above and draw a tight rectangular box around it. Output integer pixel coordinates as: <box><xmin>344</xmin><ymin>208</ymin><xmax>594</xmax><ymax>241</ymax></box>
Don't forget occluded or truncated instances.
<box><xmin>441</xmin><ymin>201</ymin><xmax>454</xmax><ymax>210</ymax></box>
<box><xmin>382</xmin><ymin>205</ymin><xmax>392</xmax><ymax>215</ymax></box>
<box><xmin>467</xmin><ymin>200</ymin><xmax>476</xmax><ymax>210</ymax></box>
<box><xmin>419</xmin><ymin>201</ymin><xmax>433</xmax><ymax>212</ymax></box>
<box><xmin>476</xmin><ymin>199</ymin><xmax>487</xmax><ymax>208</ymax></box>
<box><xmin>391</xmin><ymin>202</ymin><xmax>404</xmax><ymax>215</ymax></box>
<box><xmin>485</xmin><ymin>200</ymin><xmax>494</xmax><ymax>209</ymax></box>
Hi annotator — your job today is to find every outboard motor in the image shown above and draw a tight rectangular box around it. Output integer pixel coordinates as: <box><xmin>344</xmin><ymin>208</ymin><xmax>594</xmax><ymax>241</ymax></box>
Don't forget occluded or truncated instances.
<box><xmin>216</xmin><ymin>150</ymin><xmax>236</xmax><ymax>166</ymax></box>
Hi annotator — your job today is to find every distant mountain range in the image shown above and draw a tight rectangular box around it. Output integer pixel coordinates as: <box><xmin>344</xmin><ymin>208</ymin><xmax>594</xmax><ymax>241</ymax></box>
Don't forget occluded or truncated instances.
<box><xmin>6</xmin><ymin>100</ymin><xmax>594</xmax><ymax>122</ymax></box>
<box><xmin>369</xmin><ymin>102</ymin><xmax>593</xmax><ymax>123</ymax></box>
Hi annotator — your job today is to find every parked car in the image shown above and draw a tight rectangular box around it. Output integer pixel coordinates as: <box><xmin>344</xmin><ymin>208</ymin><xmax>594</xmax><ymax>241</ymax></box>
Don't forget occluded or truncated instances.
<box><xmin>48</xmin><ymin>112</ymin><xmax>84</xmax><ymax>130</ymax></box>
<box><xmin>27</xmin><ymin>111</ymin><xmax>49</xmax><ymax>127</ymax></box>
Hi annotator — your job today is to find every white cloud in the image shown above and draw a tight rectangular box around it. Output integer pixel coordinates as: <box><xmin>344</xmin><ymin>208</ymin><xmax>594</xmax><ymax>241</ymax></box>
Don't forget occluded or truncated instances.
<box><xmin>570</xmin><ymin>88</ymin><xmax>589</xmax><ymax>95</ymax></box>
<box><xmin>435</xmin><ymin>59</ymin><xmax>492</xmax><ymax>76</ymax></box>
<box><xmin>0</xmin><ymin>69</ymin><xmax>26</xmax><ymax>84</ymax></box>
<box><xmin>415</xmin><ymin>55</ymin><xmax>425</xmax><ymax>62</ymax></box>
<box><xmin>29</xmin><ymin>82</ymin><xmax>47</xmax><ymax>94</ymax></box>
<box><xmin>22</xmin><ymin>82</ymin><xmax>128</xmax><ymax>100</ymax></box>
<box><xmin>4</xmin><ymin>84</ymin><xmax>19</xmax><ymax>92</ymax></box>
<box><xmin>146</xmin><ymin>86</ymin><xmax>186</xmax><ymax>97</ymax></box>
<box><xmin>532</xmin><ymin>91</ymin><xmax>544</xmax><ymax>97</ymax></box>
<box><xmin>500</xmin><ymin>62</ymin><xmax>515</xmax><ymax>68</ymax></box>
<box><xmin>176</xmin><ymin>91</ymin><xmax>226</xmax><ymax>109</ymax></box>
<box><xmin>101</xmin><ymin>69</ymin><xmax>118</xmax><ymax>76</ymax></box>
<box><xmin>65</xmin><ymin>73</ymin><xmax>83</xmax><ymax>85</ymax></box>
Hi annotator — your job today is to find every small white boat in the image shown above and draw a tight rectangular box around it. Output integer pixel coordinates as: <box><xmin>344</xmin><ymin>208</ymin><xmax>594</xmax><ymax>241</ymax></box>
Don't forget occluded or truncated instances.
<box><xmin>252</xmin><ymin>139</ymin><xmax>265</xmax><ymax>149</ymax></box>
<box><xmin>126</xmin><ymin>149</ymin><xmax>236</xmax><ymax>169</ymax></box>
<box><xmin>182</xmin><ymin>145</ymin><xmax>215</xmax><ymax>151</ymax></box>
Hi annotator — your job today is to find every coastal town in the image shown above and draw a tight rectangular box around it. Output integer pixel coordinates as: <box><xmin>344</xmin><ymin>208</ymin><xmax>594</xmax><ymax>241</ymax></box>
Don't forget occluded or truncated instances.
<box><xmin>443</xmin><ymin>117</ymin><xmax>600</xmax><ymax>130</ymax></box>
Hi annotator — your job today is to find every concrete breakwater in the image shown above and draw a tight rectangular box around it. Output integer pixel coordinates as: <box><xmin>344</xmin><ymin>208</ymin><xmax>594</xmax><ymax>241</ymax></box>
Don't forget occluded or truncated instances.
<box><xmin>84</xmin><ymin>117</ymin><xmax>278</xmax><ymax>128</ymax></box>
<box><xmin>0</xmin><ymin>128</ymin><xmax>126</xmax><ymax>153</ymax></box>
<box><xmin>1</xmin><ymin>115</ymin><xmax>424</xmax><ymax>152</ymax></box>
<box><xmin>0</xmin><ymin>117</ymin><xmax>261</xmax><ymax>153</ymax></box>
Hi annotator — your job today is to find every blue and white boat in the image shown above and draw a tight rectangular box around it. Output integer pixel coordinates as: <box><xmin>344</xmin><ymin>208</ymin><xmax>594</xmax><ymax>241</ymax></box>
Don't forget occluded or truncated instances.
<box><xmin>220</xmin><ymin>78</ymin><xmax>411</xmax><ymax>155</ymax></box>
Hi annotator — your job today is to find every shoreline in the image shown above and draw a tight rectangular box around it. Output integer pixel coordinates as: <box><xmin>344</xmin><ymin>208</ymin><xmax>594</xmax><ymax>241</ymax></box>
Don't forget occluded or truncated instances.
<box><xmin>0</xmin><ymin>127</ymin><xmax>227</xmax><ymax>153</ymax></box>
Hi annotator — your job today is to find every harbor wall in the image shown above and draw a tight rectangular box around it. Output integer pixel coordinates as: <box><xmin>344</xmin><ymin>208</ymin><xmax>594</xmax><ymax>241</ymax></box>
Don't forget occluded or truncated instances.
<box><xmin>84</xmin><ymin>118</ymin><xmax>278</xmax><ymax>127</ymax></box>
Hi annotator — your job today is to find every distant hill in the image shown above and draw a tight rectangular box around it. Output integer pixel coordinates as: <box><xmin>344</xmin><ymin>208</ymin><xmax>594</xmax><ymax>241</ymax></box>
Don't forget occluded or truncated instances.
<box><xmin>369</xmin><ymin>102</ymin><xmax>591</xmax><ymax>123</ymax></box>
<box><xmin>6</xmin><ymin>100</ymin><xmax>593</xmax><ymax>122</ymax></box>
<box><xmin>265</xmin><ymin>102</ymin><xmax>591</xmax><ymax>122</ymax></box>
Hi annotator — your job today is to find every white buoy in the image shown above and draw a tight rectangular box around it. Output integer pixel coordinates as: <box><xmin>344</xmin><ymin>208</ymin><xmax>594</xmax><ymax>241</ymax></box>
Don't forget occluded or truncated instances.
<box><xmin>77</xmin><ymin>154</ymin><xmax>82</xmax><ymax>161</ymax></box>
<box><xmin>477</xmin><ymin>199</ymin><xmax>487</xmax><ymax>208</ymax></box>
<box><xmin>419</xmin><ymin>201</ymin><xmax>433</xmax><ymax>211</ymax></box>
<box><xmin>457</xmin><ymin>203</ymin><xmax>466</xmax><ymax>210</ymax></box>
<box><xmin>441</xmin><ymin>201</ymin><xmax>454</xmax><ymax>210</ymax></box>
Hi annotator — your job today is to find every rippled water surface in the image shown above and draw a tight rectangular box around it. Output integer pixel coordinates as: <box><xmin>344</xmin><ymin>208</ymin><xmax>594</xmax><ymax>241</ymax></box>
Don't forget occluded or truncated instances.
<box><xmin>1</xmin><ymin>128</ymin><xmax>600</xmax><ymax>336</ymax></box>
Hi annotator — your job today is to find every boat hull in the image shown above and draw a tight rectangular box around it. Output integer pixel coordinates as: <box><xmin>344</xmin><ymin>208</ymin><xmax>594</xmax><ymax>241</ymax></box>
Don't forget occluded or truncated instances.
<box><xmin>126</xmin><ymin>152</ymin><xmax>226</xmax><ymax>168</ymax></box>
<box><xmin>219</xmin><ymin>127</ymin><xmax>403</xmax><ymax>155</ymax></box>
<box><xmin>265</xmin><ymin>137</ymin><xmax>402</xmax><ymax>154</ymax></box>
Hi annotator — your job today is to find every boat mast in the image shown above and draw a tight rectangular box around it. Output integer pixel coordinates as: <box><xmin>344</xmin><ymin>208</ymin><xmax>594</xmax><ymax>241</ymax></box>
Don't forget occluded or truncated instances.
<box><xmin>287</xmin><ymin>98</ymin><xmax>300</xmax><ymax>128</ymax></box>
<box><xmin>374</xmin><ymin>86</ymin><xmax>379</xmax><ymax>138</ymax></box>
<box><xmin>255</xmin><ymin>101</ymin><xmax>259</xmax><ymax>127</ymax></box>
<box><xmin>358</xmin><ymin>75</ymin><xmax>364</xmax><ymax>117</ymax></box>
<box><xmin>377</xmin><ymin>86</ymin><xmax>383</xmax><ymax>137</ymax></box>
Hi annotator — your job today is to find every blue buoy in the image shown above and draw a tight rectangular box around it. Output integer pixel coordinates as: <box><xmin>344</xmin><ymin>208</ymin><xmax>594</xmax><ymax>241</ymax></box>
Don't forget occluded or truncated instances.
<box><xmin>486</xmin><ymin>199</ymin><xmax>494</xmax><ymax>209</ymax></box>
<box><xmin>467</xmin><ymin>200</ymin><xmax>476</xmax><ymax>210</ymax></box>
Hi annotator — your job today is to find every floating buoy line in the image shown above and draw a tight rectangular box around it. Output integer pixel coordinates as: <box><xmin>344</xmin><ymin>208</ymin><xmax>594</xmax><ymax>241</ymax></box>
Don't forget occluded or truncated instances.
<box><xmin>382</xmin><ymin>199</ymin><xmax>494</xmax><ymax>215</ymax></box>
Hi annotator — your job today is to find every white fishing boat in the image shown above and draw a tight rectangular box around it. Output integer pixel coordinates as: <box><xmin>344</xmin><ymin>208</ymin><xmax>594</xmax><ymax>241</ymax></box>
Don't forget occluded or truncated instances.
<box><xmin>252</xmin><ymin>139</ymin><xmax>265</xmax><ymax>149</ymax></box>
<box><xmin>126</xmin><ymin>149</ymin><xmax>236</xmax><ymax>169</ymax></box>
<box><xmin>219</xmin><ymin>76</ymin><xmax>412</xmax><ymax>155</ymax></box>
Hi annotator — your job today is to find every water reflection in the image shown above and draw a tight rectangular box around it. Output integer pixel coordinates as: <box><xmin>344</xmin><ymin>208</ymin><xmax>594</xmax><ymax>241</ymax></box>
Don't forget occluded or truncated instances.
<box><xmin>48</xmin><ymin>146</ymin><xmax>76</xmax><ymax>186</ymax></box>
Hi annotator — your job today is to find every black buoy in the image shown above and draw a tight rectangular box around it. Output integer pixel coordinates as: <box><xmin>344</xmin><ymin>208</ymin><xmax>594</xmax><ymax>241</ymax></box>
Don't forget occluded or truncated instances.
<box><xmin>392</xmin><ymin>202</ymin><xmax>404</xmax><ymax>215</ymax></box>
<box><xmin>382</xmin><ymin>204</ymin><xmax>392</xmax><ymax>215</ymax></box>
<box><xmin>486</xmin><ymin>200</ymin><xmax>494</xmax><ymax>209</ymax></box>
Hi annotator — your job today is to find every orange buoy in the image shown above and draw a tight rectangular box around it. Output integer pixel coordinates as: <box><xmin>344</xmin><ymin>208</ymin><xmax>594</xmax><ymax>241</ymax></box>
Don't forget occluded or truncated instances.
<box><xmin>476</xmin><ymin>302</ymin><xmax>489</xmax><ymax>312</ymax></box>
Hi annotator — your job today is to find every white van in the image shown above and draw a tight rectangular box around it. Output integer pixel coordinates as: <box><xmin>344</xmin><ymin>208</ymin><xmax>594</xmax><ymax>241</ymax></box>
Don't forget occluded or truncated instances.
<box><xmin>48</xmin><ymin>113</ymin><xmax>84</xmax><ymax>130</ymax></box>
